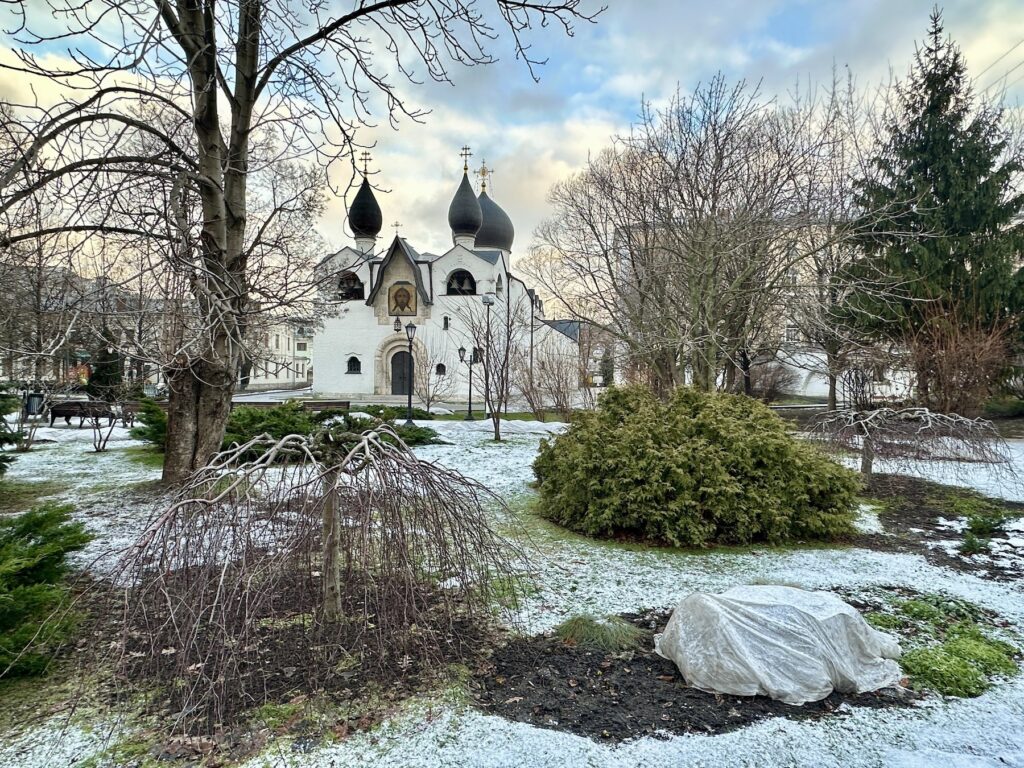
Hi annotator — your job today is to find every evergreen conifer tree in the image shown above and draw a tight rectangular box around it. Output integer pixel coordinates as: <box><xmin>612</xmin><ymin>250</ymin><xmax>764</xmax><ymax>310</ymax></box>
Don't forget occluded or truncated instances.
<box><xmin>855</xmin><ymin>10</ymin><xmax>1024</xmax><ymax>338</ymax></box>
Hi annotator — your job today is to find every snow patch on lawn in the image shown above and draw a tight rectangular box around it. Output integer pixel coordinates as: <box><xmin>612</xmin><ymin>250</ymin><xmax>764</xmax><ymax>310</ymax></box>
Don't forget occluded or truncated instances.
<box><xmin>4</xmin><ymin>423</ymin><xmax>1024</xmax><ymax>768</ymax></box>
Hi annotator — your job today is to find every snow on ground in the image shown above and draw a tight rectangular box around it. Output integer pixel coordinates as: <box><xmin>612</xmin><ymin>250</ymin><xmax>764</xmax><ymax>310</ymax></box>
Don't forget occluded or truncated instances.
<box><xmin>2</xmin><ymin>418</ymin><xmax>166</xmax><ymax>572</ymax></box>
<box><xmin>4</xmin><ymin>421</ymin><xmax>1024</xmax><ymax>767</ymax></box>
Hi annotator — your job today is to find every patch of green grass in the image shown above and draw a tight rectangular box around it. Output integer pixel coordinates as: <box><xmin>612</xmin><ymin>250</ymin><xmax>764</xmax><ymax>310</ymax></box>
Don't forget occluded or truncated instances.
<box><xmin>120</xmin><ymin>445</ymin><xmax>165</xmax><ymax>470</ymax></box>
<box><xmin>253</xmin><ymin>700</ymin><xmax>305</xmax><ymax>730</ymax></box>
<box><xmin>901</xmin><ymin>646</ymin><xmax>989</xmax><ymax>697</ymax></box>
<box><xmin>553</xmin><ymin>614</ymin><xmax>643</xmax><ymax>653</ymax></box>
<box><xmin>0</xmin><ymin>478</ymin><xmax>64</xmax><ymax>514</ymax></box>
<box><xmin>865</xmin><ymin>612</ymin><xmax>906</xmax><ymax>630</ymax></box>
<box><xmin>902</xmin><ymin>624</ymin><xmax>1018</xmax><ymax>697</ymax></box>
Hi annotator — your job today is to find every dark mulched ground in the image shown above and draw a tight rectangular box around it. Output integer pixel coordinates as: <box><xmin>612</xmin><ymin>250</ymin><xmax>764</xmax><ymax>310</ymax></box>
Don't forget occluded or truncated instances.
<box><xmin>858</xmin><ymin>474</ymin><xmax>1024</xmax><ymax>581</ymax></box>
<box><xmin>472</xmin><ymin>608</ymin><xmax>913</xmax><ymax>743</ymax></box>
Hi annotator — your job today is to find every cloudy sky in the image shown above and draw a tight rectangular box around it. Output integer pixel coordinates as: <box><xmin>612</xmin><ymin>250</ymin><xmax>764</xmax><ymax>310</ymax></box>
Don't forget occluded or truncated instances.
<box><xmin>2</xmin><ymin>0</ymin><xmax>1023</xmax><ymax>262</ymax></box>
<box><xmin>349</xmin><ymin>0</ymin><xmax>1024</xmax><ymax>260</ymax></box>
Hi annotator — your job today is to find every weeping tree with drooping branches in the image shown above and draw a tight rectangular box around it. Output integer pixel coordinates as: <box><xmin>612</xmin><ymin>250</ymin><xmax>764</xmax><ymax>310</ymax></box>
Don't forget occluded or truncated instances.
<box><xmin>117</xmin><ymin>425</ymin><xmax>525</xmax><ymax>731</ymax></box>
<box><xmin>809</xmin><ymin>406</ymin><xmax>1016</xmax><ymax>483</ymax></box>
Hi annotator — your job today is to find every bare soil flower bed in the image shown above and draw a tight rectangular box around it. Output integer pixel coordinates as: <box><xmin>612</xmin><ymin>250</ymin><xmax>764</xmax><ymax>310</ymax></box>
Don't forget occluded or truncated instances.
<box><xmin>472</xmin><ymin>609</ymin><xmax>912</xmax><ymax>743</ymax></box>
<box><xmin>860</xmin><ymin>474</ymin><xmax>1024</xmax><ymax>581</ymax></box>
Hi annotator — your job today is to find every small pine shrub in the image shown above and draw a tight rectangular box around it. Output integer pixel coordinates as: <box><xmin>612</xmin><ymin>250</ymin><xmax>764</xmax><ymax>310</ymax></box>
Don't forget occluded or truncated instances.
<box><xmin>370</xmin><ymin>405</ymin><xmax>434</xmax><ymax>421</ymax></box>
<box><xmin>533</xmin><ymin>386</ymin><xmax>859</xmax><ymax>547</ymax></box>
<box><xmin>960</xmin><ymin>531</ymin><xmax>989</xmax><ymax>555</ymax></box>
<box><xmin>553</xmin><ymin>614</ymin><xmax>643</xmax><ymax>653</ymax></box>
<box><xmin>223</xmin><ymin>401</ymin><xmax>317</xmax><ymax>449</ymax></box>
<box><xmin>0</xmin><ymin>504</ymin><xmax>91</xmax><ymax>677</ymax></box>
<box><xmin>129</xmin><ymin>398</ymin><xmax>168</xmax><ymax>451</ymax></box>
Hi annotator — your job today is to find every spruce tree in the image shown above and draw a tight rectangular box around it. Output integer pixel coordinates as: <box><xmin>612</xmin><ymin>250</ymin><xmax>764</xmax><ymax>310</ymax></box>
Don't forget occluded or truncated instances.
<box><xmin>855</xmin><ymin>9</ymin><xmax>1024</xmax><ymax>336</ymax></box>
<box><xmin>86</xmin><ymin>327</ymin><xmax>123</xmax><ymax>399</ymax></box>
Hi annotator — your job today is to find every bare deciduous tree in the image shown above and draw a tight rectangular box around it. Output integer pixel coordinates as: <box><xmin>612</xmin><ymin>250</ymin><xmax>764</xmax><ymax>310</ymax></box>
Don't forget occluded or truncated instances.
<box><xmin>413</xmin><ymin>344</ymin><xmax>456</xmax><ymax>413</ymax></box>
<box><xmin>1</xmin><ymin>0</ymin><xmax>599</xmax><ymax>482</ymax></box>
<box><xmin>526</xmin><ymin>75</ymin><xmax>910</xmax><ymax>400</ymax></box>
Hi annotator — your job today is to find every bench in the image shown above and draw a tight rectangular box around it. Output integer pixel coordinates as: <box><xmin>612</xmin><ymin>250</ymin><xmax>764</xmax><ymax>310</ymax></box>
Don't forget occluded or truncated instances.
<box><xmin>229</xmin><ymin>400</ymin><xmax>350</xmax><ymax>413</ymax></box>
<box><xmin>48</xmin><ymin>400</ymin><xmax>116</xmax><ymax>428</ymax></box>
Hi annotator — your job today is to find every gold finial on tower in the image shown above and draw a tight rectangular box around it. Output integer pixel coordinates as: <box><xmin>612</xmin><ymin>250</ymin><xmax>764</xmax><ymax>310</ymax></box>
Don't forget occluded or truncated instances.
<box><xmin>358</xmin><ymin>150</ymin><xmax>372</xmax><ymax>175</ymax></box>
<box><xmin>459</xmin><ymin>145</ymin><xmax>473</xmax><ymax>173</ymax></box>
<box><xmin>392</xmin><ymin>220</ymin><xmax>402</xmax><ymax>236</ymax></box>
<box><xmin>476</xmin><ymin>159</ymin><xmax>492</xmax><ymax>192</ymax></box>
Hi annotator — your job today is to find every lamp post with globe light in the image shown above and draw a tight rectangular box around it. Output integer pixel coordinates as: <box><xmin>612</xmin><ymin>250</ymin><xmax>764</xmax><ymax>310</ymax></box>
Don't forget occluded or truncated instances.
<box><xmin>458</xmin><ymin>345</ymin><xmax>475</xmax><ymax>421</ymax></box>
<box><xmin>403</xmin><ymin>321</ymin><xmax>416</xmax><ymax>425</ymax></box>
<box><xmin>481</xmin><ymin>291</ymin><xmax>495</xmax><ymax>417</ymax></box>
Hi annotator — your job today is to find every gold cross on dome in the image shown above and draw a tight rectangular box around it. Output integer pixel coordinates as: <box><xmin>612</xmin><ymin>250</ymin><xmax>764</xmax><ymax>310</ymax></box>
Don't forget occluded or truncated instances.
<box><xmin>459</xmin><ymin>145</ymin><xmax>472</xmax><ymax>172</ymax></box>
<box><xmin>476</xmin><ymin>160</ymin><xmax>491</xmax><ymax>191</ymax></box>
<box><xmin>392</xmin><ymin>220</ymin><xmax>401</xmax><ymax>236</ymax></box>
<box><xmin>358</xmin><ymin>151</ymin><xmax>372</xmax><ymax>175</ymax></box>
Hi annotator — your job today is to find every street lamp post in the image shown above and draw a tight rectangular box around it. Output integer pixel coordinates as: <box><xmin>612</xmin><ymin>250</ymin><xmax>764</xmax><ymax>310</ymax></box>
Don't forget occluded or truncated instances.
<box><xmin>404</xmin><ymin>321</ymin><xmax>416</xmax><ymax>426</ymax></box>
<box><xmin>458</xmin><ymin>345</ymin><xmax>474</xmax><ymax>421</ymax></box>
<box><xmin>481</xmin><ymin>291</ymin><xmax>495</xmax><ymax>417</ymax></box>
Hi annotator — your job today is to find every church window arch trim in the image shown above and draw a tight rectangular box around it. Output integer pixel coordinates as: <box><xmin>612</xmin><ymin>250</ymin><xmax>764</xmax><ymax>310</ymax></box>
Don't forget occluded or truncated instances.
<box><xmin>446</xmin><ymin>269</ymin><xmax>477</xmax><ymax>296</ymax></box>
<box><xmin>346</xmin><ymin>356</ymin><xmax>362</xmax><ymax>374</ymax></box>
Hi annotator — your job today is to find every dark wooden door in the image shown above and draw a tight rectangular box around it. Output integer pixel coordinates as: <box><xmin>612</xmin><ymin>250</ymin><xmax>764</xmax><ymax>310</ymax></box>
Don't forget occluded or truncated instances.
<box><xmin>391</xmin><ymin>350</ymin><xmax>411</xmax><ymax>395</ymax></box>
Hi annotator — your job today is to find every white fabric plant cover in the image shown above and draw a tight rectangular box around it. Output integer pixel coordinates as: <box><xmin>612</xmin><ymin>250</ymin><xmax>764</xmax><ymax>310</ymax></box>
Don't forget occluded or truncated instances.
<box><xmin>654</xmin><ymin>585</ymin><xmax>903</xmax><ymax>705</ymax></box>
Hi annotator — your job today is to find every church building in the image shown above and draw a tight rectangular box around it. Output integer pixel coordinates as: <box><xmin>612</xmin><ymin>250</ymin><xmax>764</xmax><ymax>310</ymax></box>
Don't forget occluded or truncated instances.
<box><xmin>310</xmin><ymin>151</ymin><xmax>579</xmax><ymax>402</ymax></box>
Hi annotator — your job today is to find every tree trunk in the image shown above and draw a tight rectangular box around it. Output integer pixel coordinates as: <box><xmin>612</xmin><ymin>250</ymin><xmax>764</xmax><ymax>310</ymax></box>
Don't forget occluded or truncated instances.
<box><xmin>860</xmin><ymin>429</ymin><xmax>874</xmax><ymax>479</ymax></box>
<box><xmin>827</xmin><ymin>373</ymin><xmax>838</xmax><ymax>410</ymax></box>
<box><xmin>321</xmin><ymin>467</ymin><xmax>342</xmax><ymax>621</ymax></box>
<box><xmin>162</xmin><ymin>357</ymin><xmax>236</xmax><ymax>484</ymax></box>
<box><xmin>739</xmin><ymin>348</ymin><xmax>752</xmax><ymax>397</ymax></box>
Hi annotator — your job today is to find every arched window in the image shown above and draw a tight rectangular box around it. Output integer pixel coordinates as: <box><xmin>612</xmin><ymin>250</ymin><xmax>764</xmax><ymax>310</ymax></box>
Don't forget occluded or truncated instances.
<box><xmin>338</xmin><ymin>272</ymin><xmax>365</xmax><ymax>300</ymax></box>
<box><xmin>446</xmin><ymin>270</ymin><xmax>476</xmax><ymax>296</ymax></box>
<box><xmin>346</xmin><ymin>356</ymin><xmax>361</xmax><ymax>374</ymax></box>
<box><xmin>495</xmin><ymin>274</ymin><xmax>504</xmax><ymax>295</ymax></box>
<box><xmin>443</xmin><ymin>315</ymin><xmax>450</xmax><ymax>330</ymax></box>
<box><xmin>435</xmin><ymin>363</ymin><xmax>447</xmax><ymax>376</ymax></box>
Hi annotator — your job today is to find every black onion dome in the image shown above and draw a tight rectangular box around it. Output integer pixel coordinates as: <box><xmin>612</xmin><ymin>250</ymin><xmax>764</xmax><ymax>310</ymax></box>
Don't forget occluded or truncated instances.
<box><xmin>349</xmin><ymin>177</ymin><xmax>382</xmax><ymax>238</ymax></box>
<box><xmin>475</xmin><ymin>190</ymin><xmax>515</xmax><ymax>251</ymax></box>
<box><xmin>448</xmin><ymin>172</ymin><xmax>483</xmax><ymax>237</ymax></box>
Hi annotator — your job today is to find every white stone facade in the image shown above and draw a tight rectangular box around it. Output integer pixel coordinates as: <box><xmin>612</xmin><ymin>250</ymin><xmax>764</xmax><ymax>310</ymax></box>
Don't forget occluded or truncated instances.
<box><xmin>310</xmin><ymin>173</ymin><xmax>578</xmax><ymax>401</ymax></box>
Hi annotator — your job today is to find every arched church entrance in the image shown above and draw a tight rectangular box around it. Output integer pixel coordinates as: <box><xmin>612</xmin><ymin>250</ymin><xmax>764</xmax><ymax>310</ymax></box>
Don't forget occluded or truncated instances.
<box><xmin>391</xmin><ymin>350</ymin><xmax>411</xmax><ymax>395</ymax></box>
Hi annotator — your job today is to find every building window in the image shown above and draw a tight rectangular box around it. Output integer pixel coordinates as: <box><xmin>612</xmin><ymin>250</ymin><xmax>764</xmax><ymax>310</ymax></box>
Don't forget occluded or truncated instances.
<box><xmin>446</xmin><ymin>270</ymin><xmax>476</xmax><ymax>296</ymax></box>
<box><xmin>287</xmin><ymin>337</ymin><xmax>291</xmax><ymax>350</ymax></box>
<box><xmin>435</xmin><ymin>363</ymin><xmax>447</xmax><ymax>376</ymax></box>
<box><xmin>296</xmin><ymin>342</ymin><xmax>307</xmax><ymax>352</ymax></box>
<box><xmin>495</xmin><ymin>274</ymin><xmax>504</xmax><ymax>295</ymax></box>
<box><xmin>338</xmin><ymin>272</ymin><xmax>365</xmax><ymax>300</ymax></box>
<box><xmin>471</xmin><ymin>347</ymin><xmax>482</xmax><ymax>364</ymax></box>
<box><xmin>443</xmin><ymin>315</ymin><xmax>450</xmax><ymax>330</ymax></box>
<box><xmin>785</xmin><ymin>325</ymin><xmax>800</xmax><ymax>344</ymax></box>
<box><xmin>274</xmin><ymin>335</ymin><xmax>280</xmax><ymax>350</ymax></box>
<box><xmin>346</xmin><ymin>356</ymin><xmax>361</xmax><ymax>374</ymax></box>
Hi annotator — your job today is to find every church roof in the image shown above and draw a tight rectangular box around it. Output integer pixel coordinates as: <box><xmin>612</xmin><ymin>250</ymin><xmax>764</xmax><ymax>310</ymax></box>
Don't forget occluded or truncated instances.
<box><xmin>448</xmin><ymin>172</ymin><xmax>483</xmax><ymax>236</ymax></box>
<box><xmin>472</xmin><ymin>249</ymin><xmax>502</xmax><ymax>265</ymax></box>
<box><xmin>349</xmin><ymin>177</ymin><xmax>383</xmax><ymax>238</ymax></box>
<box><xmin>364</xmin><ymin>236</ymin><xmax>433</xmax><ymax>307</ymax></box>
<box><xmin>543</xmin><ymin>319</ymin><xmax>581</xmax><ymax>342</ymax></box>
<box><xmin>475</xmin><ymin>190</ymin><xmax>514</xmax><ymax>251</ymax></box>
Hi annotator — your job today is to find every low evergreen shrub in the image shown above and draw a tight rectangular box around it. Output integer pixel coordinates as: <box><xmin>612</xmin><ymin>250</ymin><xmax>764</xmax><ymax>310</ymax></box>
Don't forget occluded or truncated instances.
<box><xmin>0</xmin><ymin>386</ymin><xmax>20</xmax><ymax>477</ymax></box>
<box><xmin>0</xmin><ymin>503</ymin><xmax>91</xmax><ymax>677</ymax></box>
<box><xmin>223</xmin><ymin>402</ymin><xmax>441</xmax><ymax>459</ymax></box>
<box><xmin>533</xmin><ymin>386</ymin><xmax>859</xmax><ymax>547</ymax></box>
<box><xmin>129</xmin><ymin>398</ymin><xmax>168</xmax><ymax>451</ymax></box>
